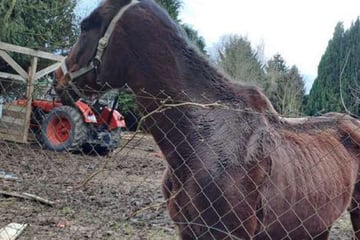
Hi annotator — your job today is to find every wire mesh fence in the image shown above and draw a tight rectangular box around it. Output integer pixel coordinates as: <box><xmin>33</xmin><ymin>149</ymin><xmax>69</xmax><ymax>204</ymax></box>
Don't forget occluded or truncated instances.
<box><xmin>0</xmin><ymin>78</ymin><xmax>358</xmax><ymax>240</ymax></box>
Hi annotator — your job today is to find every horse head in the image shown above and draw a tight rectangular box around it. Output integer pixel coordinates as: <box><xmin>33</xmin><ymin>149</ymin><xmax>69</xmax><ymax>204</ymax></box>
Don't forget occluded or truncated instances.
<box><xmin>54</xmin><ymin>0</ymin><xmax>187</xmax><ymax>105</ymax></box>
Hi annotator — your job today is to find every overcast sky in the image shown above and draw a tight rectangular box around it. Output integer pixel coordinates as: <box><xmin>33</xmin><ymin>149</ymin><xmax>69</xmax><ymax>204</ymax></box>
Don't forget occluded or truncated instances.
<box><xmin>78</xmin><ymin>0</ymin><xmax>360</xmax><ymax>92</ymax></box>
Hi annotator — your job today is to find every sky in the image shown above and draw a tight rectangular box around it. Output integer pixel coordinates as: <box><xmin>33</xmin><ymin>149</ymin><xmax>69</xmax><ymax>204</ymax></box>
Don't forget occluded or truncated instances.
<box><xmin>78</xmin><ymin>0</ymin><xmax>360</xmax><ymax>92</ymax></box>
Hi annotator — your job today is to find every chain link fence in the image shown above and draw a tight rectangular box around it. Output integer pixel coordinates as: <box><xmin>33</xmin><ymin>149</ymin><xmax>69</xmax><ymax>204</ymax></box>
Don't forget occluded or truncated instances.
<box><xmin>0</xmin><ymin>80</ymin><xmax>358</xmax><ymax>239</ymax></box>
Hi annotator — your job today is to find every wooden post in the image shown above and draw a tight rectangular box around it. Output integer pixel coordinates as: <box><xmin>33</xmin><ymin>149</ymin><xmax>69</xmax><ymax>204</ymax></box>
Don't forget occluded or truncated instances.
<box><xmin>22</xmin><ymin>57</ymin><xmax>38</xmax><ymax>143</ymax></box>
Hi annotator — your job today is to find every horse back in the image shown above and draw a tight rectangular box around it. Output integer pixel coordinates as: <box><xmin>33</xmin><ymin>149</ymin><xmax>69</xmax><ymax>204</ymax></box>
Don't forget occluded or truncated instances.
<box><xmin>258</xmin><ymin>114</ymin><xmax>360</xmax><ymax>238</ymax></box>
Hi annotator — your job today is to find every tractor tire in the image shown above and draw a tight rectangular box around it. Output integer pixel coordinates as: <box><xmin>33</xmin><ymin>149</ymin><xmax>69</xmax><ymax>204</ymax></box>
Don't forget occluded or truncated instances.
<box><xmin>40</xmin><ymin>106</ymin><xmax>88</xmax><ymax>152</ymax></box>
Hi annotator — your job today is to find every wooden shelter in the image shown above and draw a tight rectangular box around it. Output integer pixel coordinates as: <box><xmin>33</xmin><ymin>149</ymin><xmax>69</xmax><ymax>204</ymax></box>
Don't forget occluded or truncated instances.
<box><xmin>0</xmin><ymin>42</ymin><xmax>65</xmax><ymax>143</ymax></box>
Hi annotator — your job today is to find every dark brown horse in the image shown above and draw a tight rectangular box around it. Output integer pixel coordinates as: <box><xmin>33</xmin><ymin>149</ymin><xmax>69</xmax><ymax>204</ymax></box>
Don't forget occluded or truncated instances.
<box><xmin>54</xmin><ymin>0</ymin><xmax>360</xmax><ymax>239</ymax></box>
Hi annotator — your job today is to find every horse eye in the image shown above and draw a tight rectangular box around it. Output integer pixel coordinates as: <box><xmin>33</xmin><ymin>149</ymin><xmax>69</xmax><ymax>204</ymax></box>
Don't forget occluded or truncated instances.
<box><xmin>80</xmin><ymin>22</ymin><xmax>88</xmax><ymax>32</ymax></box>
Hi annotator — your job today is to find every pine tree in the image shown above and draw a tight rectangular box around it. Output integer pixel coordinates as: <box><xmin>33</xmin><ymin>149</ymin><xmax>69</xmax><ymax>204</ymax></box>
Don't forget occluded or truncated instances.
<box><xmin>156</xmin><ymin>0</ymin><xmax>181</xmax><ymax>20</ymax></box>
<box><xmin>305</xmin><ymin>20</ymin><xmax>360</xmax><ymax>115</ymax></box>
<box><xmin>265</xmin><ymin>54</ymin><xmax>305</xmax><ymax>116</ymax></box>
<box><xmin>155</xmin><ymin>0</ymin><xmax>207</xmax><ymax>53</ymax></box>
<box><xmin>215</xmin><ymin>34</ymin><xmax>266</xmax><ymax>86</ymax></box>
<box><xmin>0</xmin><ymin>0</ymin><xmax>79</xmax><ymax>53</ymax></box>
<box><xmin>0</xmin><ymin>0</ymin><xmax>79</xmax><ymax>96</ymax></box>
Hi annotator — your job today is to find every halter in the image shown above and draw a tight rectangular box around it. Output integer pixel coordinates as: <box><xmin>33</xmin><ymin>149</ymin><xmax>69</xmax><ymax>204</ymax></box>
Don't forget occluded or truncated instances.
<box><xmin>60</xmin><ymin>0</ymin><xmax>140</xmax><ymax>87</ymax></box>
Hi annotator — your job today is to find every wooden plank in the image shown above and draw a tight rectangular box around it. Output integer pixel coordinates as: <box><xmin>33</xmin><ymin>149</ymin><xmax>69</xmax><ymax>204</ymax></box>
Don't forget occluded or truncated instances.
<box><xmin>0</xmin><ymin>132</ymin><xmax>26</xmax><ymax>142</ymax></box>
<box><xmin>0</xmin><ymin>133</ymin><xmax>24</xmax><ymax>143</ymax></box>
<box><xmin>2</xmin><ymin>110</ymin><xmax>26</xmax><ymax>120</ymax></box>
<box><xmin>0</xmin><ymin>223</ymin><xmax>27</xmax><ymax>240</ymax></box>
<box><xmin>0</xmin><ymin>121</ymin><xmax>25</xmax><ymax>133</ymax></box>
<box><xmin>4</xmin><ymin>104</ymin><xmax>27</xmax><ymax>113</ymax></box>
<box><xmin>2</xmin><ymin>109</ymin><xmax>26</xmax><ymax>119</ymax></box>
<box><xmin>35</xmin><ymin>62</ymin><xmax>61</xmax><ymax>81</ymax></box>
<box><xmin>0</xmin><ymin>125</ymin><xmax>25</xmax><ymax>141</ymax></box>
<box><xmin>0</xmin><ymin>116</ymin><xmax>25</xmax><ymax>126</ymax></box>
<box><xmin>0</xmin><ymin>42</ymin><xmax>64</xmax><ymax>62</ymax></box>
<box><xmin>0</xmin><ymin>50</ymin><xmax>28</xmax><ymax>80</ymax></box>
<box><xmin>0</xmin><ymin>129</ymin><xmax>23</xmax><ymax>137</ymax></box>
<box><xmin>23</xmin><ymin>57</ymin><xmax>38</xmax><ymax>142</ymax></box>
<box><xmin>0</xmin><ymin>72</ymin><xmax>25</xmax><ymax>82</ymax></box>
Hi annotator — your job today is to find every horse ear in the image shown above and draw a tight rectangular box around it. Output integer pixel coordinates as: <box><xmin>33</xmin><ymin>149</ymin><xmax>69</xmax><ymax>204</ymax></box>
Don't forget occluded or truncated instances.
<box><xmin>81</xmin><ymin>10</ymin><xmax>103</xmax><ymax>31</ymax></box>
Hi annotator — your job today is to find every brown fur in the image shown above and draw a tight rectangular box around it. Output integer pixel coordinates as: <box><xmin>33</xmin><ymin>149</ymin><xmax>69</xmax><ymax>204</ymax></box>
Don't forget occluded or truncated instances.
<box><xmin>55</xmin><ymin>0</ymin><xmax>360</xmax><ymax>239</ymax></box>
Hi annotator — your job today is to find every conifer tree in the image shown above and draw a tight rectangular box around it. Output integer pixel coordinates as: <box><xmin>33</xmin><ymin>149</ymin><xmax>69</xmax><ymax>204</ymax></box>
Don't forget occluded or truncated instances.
<box><xmin>155</xmin><ymin>0</ymin><xmax>207</xmax><ymax>53</ymax></box>
<box><xmin>215</xmin><ymin>34</ymin><xmax>266</xmax><ymax>86</ymax></box>
<box><xmin>305</xmin><ymin>20</ymin><xmax>360</xmax><ymax>115</ymax></box>
<box><xmin>0</xmin><ymin>0</ymin><xmax>79</xmax><ymax>54</ymax></box>
<box><xmin>266</xmin><ymin>54</ymin><xmax>305</xmax><ymax>116</ymax></box>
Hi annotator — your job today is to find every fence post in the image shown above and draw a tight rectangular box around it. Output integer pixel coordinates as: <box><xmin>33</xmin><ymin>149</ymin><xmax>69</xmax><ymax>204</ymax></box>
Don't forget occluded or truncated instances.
<box><xmin>23</xmin><ymin>57</ymin><xmax>38</xmax><ymax>143</ymax></box>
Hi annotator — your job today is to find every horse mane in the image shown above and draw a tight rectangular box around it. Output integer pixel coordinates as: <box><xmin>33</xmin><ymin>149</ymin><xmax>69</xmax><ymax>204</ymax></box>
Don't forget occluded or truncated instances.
<box><xmin>92</xmin><ymin>0</ymin><xmax>280</xmax><ymax>119</ymax></box>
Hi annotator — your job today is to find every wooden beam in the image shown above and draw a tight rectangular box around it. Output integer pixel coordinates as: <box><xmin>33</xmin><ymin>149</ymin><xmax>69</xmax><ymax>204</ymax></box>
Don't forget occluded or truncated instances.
<box><xmin>0</xmin><ymin>50</ymin><xmax>28</xmax><ymax>80</ymax></box>
<box><xmin>0</xmin><ymin>42</ymin><xmax>65</xmax><ymax>62</ymax></box>
<box><xmin>0</xmin><ymin>132</ymin><xmax>25</xmax><ymax>143</ymax></box>
<box><xmin>23</xmin><ymin>57</ymin><xmax>38</xmax><ymax>143</ymax></box>
<box><xmin>34</xmin><ymin>62</ymin><xmax>61</xmax><ymax>81</ymax></box>
<box><xmin>0</xmin><ymin>72</ymin><xmax>25</xmax><ymax>82</ymax></box>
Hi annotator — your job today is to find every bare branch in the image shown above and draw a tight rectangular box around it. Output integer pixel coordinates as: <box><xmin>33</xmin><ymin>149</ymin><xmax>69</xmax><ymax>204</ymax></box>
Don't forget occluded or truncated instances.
<box><xmin>339</xmin><ymin>50</ymin><xmax>355</xmax><ymax>117</ymax></box>
<box><xmin>0</xmin><ymin>190</ymin><xmax>55</xmax><ymax>206</ymax></box>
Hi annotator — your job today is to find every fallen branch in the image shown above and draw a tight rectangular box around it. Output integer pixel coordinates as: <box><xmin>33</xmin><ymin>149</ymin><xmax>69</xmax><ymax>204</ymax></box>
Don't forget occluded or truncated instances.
<box><xmin>127</xmin><ymin>201</ymin><xmax>166</xmax><ymax>220</ymax></box>
<box><xmin>0</xmin><ymin>190</ymin><xmax>55</xmax><ymax>206</ymax></box>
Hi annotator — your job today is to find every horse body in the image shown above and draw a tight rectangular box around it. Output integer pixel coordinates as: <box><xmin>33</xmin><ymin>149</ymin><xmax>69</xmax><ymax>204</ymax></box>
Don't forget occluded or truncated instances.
<box><xmin>55</xmin><ymin>0</ymin><xmax>360</xmax><ymax>239</ymax></box>
<box><xmin>158</xmin><ymin>102</ymin><xmax>360</xmax><ymax>239</ymax></box>
<box><xmin>259</xmin><ymin>127</ymin><xmax>359</xmax><ymax>239</ymax></box>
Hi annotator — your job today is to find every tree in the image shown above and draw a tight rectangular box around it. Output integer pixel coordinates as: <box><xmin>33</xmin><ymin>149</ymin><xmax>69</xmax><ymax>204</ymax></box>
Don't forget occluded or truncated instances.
<box><xmin>305</xmin><ymin>20</ymin><xmax>360</xmax><ymax>115</ymax></box>
<box><xmin>0</xmin><ymin>0</ymin><xmax>79</xmax><ymax>54</ymax></box>
<box><xmin>182</xmin><ymin>24</ymin><xmax>207</xmax><ymax>54</ymax></box>
<box><xmin>265</xmin><ymin>54</ymin><xmax>305</xmax><ymax>116</ymax></box>
<box><xmin>156</xmin><ymin>0</ymin><xmax>182</xmax><ymax>21</ymax></box>
<box><xmin>265</xmin><ymin>54</ymin><xmax>287</xmax><ymax>103</ymax></box>
<box><xmin>213</xmin><ymin>35</ymin><xmax>304</xmax><ymax>116</ymax></box>
<box><xmin>0</xmin><ymin>0</ymin><xmax>80</xmax><ymax>97</ymax></box>
<box><xmin>214</xmin><ymin>34</ymin><xmax>266</xmax><ymax>86</ymax></box>
<box><xmin>155</xmin><ymin>0</ymin><xmax>207</xmax><ymax>53</ymax></box>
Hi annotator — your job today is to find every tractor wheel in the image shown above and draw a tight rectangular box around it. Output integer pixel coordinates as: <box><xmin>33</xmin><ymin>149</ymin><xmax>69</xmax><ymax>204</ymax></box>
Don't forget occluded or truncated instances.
<box><xmin>40</xmin><ymin>106</ymin><xmax>88</xmax><ymax>152</ymax></box>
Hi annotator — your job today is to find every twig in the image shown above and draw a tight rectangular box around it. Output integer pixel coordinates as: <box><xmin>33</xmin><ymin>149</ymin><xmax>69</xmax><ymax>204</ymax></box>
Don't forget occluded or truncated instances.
<box><xmin>22</xmin><ymin>192</ymin><xmax>55</xmax><ymax>206</ymax></box>
<box><xmin>339</xmin><ymin>49</ymin><xmax>357</xmax><ymax>117</ymax></box>
<box><xmin>127</xmin><ymin>201</ymin><xmax>166</xmax><ymax>220</ymax></box>
<box><xmin>74</xmin><ymin>99</ymin><xmax>225</xmax><ymax>189</ymax></box>
<box><xmin>73</xmin><ymin>131</ymin><xmax>141</xmax><ymax>189</ymax></box>
<box><xmin>136</xmin><ymin>98</ymin><xmax>226</xmax><ymax>133</ymax></box>
<box><xmin>0</xmin><ymin>190</ymin><xmax>55</xmax><ymax>206</ymax></box>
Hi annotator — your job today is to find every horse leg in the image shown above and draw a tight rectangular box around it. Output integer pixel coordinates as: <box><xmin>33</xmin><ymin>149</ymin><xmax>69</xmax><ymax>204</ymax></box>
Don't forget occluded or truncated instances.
<box><xmin>350</xmin><ymin>183</ymin><xmax>360</xmax><ymax>239</ymax></box>
<box><xmin>313</xmin><ymin>227</ymin><xmax>331</xmax><ymax>240</ymax></box>
<box><xmin>161</xmin><ymin>166</ymin><xmax>173</xmax><ymax>200</ymax></box>
<box><xmin>350</xmin><ymin>204</ymin><xmax>360</xmax><ymax>239</ymax></box>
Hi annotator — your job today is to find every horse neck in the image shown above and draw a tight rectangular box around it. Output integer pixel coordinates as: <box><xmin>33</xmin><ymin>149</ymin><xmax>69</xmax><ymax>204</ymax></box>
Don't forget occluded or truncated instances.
<box><xmin>134</xmin><ymin>47</ymin><xmax>237</xmax><ymax>104</ymax></box>
<box><xmin>131</xmin><ymin>51</ymin><xmax>268</xmax><ymax>171</ymax></box>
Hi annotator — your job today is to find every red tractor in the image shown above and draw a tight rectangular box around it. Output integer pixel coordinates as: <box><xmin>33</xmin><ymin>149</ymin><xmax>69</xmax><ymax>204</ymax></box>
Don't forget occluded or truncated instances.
<box><xmin>16</xmin><ymin>95</ymin><xmax>126</xmax><ymax>155</ymax></box>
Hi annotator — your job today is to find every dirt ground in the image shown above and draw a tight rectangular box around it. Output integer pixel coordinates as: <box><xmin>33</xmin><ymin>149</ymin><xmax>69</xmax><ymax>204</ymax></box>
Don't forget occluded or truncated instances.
<box><xmin>0</xmin><ymin>133</ymin><xmax>355</xmax><ymax>239</ymax></box>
